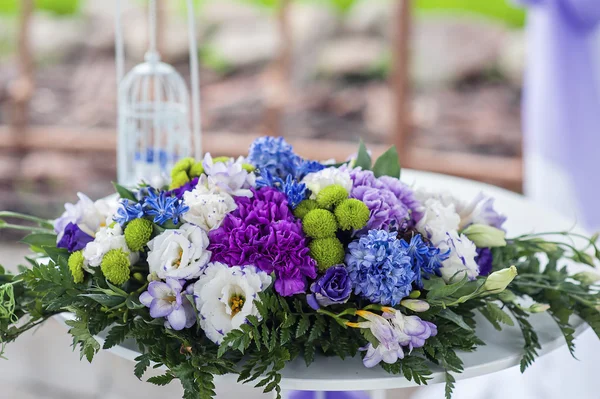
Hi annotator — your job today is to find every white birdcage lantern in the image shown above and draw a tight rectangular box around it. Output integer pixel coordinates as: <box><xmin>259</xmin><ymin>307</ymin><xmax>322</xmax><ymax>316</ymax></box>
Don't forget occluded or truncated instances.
<box><xmin>115</xmin><ymin>0</ymin><xmax>202</xmax><ymax>186</ymax></box>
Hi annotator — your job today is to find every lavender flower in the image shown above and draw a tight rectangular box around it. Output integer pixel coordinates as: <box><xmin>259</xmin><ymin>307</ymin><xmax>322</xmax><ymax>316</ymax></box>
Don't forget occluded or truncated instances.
<box><xmin>208</xmin><ymin>187</ymin><xmax>317</xmax><ymax>296</ymax></box>
<box><xmin>307</xmin><ymin>266</ymin><xmax>352</xmax><ymax>310</ymax></box>
<box><xmin>352</xmin><ymin>311</ymin><xmax>405</xmax><ymax>368</ymax></box>
<box><xmin>384</xmin><ymin>308</ymin><xmax>437</xmax><ymax>351</ymax></box>
<box><xmin>114</xmin><ymin>200</ymin><xmax>144</xmax><ymax>225</ymax></box>
<box><xmin>57</xmin><ymin>222</ymin><xmax>94</xmax><ymax>252</ymax></box>
<box><xmin>139</xmin><ymin>278</ymin><xmax>196</xmax><ymax>331</ymax></box>
<box><xmin>346</xmin><ymin>230</ymin><xmax>415</xmax><ymax>305</ymax></box>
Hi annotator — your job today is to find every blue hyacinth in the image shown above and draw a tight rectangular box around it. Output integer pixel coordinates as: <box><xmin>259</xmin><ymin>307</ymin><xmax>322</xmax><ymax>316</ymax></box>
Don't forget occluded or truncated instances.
<box><xmin>248</xmin><ymin>136</ymin><xmax>299</xmax><ymax>177</ymax></box>
<box><xmin>294</xmin><ymin>159</ymin><xmax>325</xmax><ymax>180</ymax></box>
<box><xmin>114</xmin><ymin>200</ymin><xmax>144</xmax><ymax>225</ymax></box>
<box><xmin>401</xmin><ymin>234</ymin><xmax>450</xmax><ymax>288</ymax></box>
<box><xmin>346</xmin><ymin>230</ymin><xmax>415</xmax><ymax>306</ymax></box>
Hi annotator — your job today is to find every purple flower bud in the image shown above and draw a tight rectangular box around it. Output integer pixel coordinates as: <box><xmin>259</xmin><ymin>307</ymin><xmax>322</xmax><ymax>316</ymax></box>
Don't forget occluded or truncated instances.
<box><xmin>307</xmin><ymin>266</ymin><xmax>352</xmax><ymax>310</ymax></box>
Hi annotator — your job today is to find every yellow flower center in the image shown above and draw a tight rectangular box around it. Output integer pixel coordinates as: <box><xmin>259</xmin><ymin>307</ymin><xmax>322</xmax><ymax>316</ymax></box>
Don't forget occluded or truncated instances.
<box><xmin>174</xmin><ymin>249</ymin><xmax>183</xmax><ymax>268</ymax></box>
<box><xmin>229</xmin><ymin>295</ymin><xmax>245</xmax><ymax>317</ymax></box>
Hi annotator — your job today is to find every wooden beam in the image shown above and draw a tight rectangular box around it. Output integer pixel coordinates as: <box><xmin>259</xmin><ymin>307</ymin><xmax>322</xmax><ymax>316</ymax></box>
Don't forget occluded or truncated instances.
<box><xmin>391</xmin><ymin>0</ymin><xmax>412</xmax><ymax>158</ymax></box>
<box><xmin>0</xmin><ymin>127</ymin><xmax>522</xmax><ymax>189</ymax></box>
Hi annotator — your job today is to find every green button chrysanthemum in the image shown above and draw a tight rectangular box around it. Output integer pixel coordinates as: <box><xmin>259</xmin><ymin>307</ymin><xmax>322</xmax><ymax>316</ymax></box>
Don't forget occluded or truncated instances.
<box><xmin>316</xmin><ymin>184</ymin><xmax>348</xmax><ymax>209</ymax></box>
<box><xmin>189</xmin><ymin>162</ymin><xmax>204</xmax><ymax>178</ymax></box>
<box><xmin>309</xmin><ymin>237</ymin><xmax>345</xmax><ymax>272</ymax></box>
<box><xmin>101</xmin><ymin>249</ymin><xmax>131</xmax><ymax>285</ymax></box>
<box><xmin>171</xmin><ymin>157</ymin><xmax>195</xmax><ymax>178</ymax></box>
<box><xmin>124</xmin><ymin>218</ymin><xmax>153</xmax><ymax>251</ymax></box>
<box><xmin>302</xmin><ymin>209</ymin><xmax>338</xmax><ymax>239</ymax></box>
<box><xmin>293</xmin><ymin>199</ymin><xmax>319</xmax><ymax>220</ymax></box>
<box><xmin>335</xmin><ymin>199</ymin><xmax>370</xmax><ymax>231</ymax></box>
<box><xmin>68</xmin><ymin>250</ymin><xmax>85</xmax><ymax>284</ymax></box>
<box><xmin>169</xmin><ymin>170</ymin><xmax>191</xmax><ymax>190</ymax></box>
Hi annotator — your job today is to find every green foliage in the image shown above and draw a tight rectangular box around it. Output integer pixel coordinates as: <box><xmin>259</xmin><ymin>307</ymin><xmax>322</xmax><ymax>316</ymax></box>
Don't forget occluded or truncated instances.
<box><xmin>354</xmin><ymin>140</ymin><xmax>372</xmax><ymax>170</ymax></box>
<box><xmin>113</xmin><ymin>182</ymin><xmax>137</xmax><ymax>202</ymax></box>
<box><xmin>0</xmin><ymin>0</ymin><xmax>79</xmax><ymax>16</ymax></box>
<box><xmin>373</xmin><ymin>146</ymin><xmax>401</xmax><ymax>178</ymax></box>
<box><xmin>415</xmin><ymin>0</ymin><xmax>526</xmax><ymax>28</ymax></box>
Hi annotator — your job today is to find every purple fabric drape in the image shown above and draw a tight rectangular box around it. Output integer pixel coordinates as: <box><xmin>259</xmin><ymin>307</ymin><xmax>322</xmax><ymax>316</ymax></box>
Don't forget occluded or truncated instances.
<box><xmin>520</xmin><ymin>0</ymin><xmax>600</xmax><ymax>229</ymax></box>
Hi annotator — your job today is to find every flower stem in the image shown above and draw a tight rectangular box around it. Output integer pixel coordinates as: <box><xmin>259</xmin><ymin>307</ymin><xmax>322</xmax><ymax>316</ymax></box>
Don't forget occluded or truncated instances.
<box><xmin>0</xmin><ymin>212</ymin><xmax>54</xmax><ymax>229</ymax></box>
<box><xmin>0</xmin><ymin>222</ymin><xmax>54</xmax><ymax>234</ymax></box>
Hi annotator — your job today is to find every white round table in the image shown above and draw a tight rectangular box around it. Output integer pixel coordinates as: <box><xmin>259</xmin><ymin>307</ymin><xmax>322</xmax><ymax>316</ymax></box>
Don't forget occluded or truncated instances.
<box><xmin>57</xmin><ymin>170</ymin><xmax>590</xmax><ymax>398</ymax></box>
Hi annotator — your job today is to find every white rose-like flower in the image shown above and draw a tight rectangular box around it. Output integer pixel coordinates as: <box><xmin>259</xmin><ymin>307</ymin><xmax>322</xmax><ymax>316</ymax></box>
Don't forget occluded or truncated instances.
<box><xmin>301</xmin><ymin>167</ymin><xmax>352</xmax><ymax>199</ymax></box>
<box><xmin>182</xmin><ymin>184</ymin><xmax>237</xmax><ymax>231</ymax></box>
<box><xmin>82</xmin><ymin>223</ymin><xmax>138</xmax><ymax>271</ymax></box>
<box><xmin>194</xmin><ymin>262</ymin><xmax>272</xmax><ymax>345</ymax></box>
<box><xmin>438</xmin><ymin>232</ymin><xmax>480</xmax><ymax>282</ymax></box>
<box><xmin>147</xmin><ymin>223</ymin><xmax>211</xmax><ymax>280</ymax></box>
<box><xmin>415</xmin><ymin>198</ymin><xmax>460</xmax><ymax>245</ymax></box>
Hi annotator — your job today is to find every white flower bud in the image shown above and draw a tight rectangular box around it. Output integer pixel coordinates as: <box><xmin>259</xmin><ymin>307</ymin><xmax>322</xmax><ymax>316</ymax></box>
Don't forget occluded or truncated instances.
<box><xmin>483</xmin><ymin>266</ymin><xmax>517</xmax><ymax>295</ymax></box>
<box><xmin>462</xmin><ymin>224</ymin><xmax>506</xmax><ymax>248</ymax></box>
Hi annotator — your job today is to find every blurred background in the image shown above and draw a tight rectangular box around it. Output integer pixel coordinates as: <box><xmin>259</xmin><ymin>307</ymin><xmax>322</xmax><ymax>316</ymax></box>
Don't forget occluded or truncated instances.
<box><xmin>0</xmin><ymin>0</ymin><xmax>540</xmax><ymax>398</ymax></box>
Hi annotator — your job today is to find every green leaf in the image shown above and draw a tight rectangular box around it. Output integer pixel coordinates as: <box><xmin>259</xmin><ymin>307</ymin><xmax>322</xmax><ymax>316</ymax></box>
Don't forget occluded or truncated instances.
<box><xmin>354</xmin><ymin>139</ymin><xmax>372</xmax><ymax>170</ymax></box>
<box><xmin>479</xmin><ymin>302</ymin><xmax>514</xmax><ymax>331</ymax></box>
<box><xmin>134</xmin><ymin>354</ymin><xmax>151</xmax><ymax>379</ymax></box>
<box><xmin>112</xmin><ymin>182</ymin><xmax>137</xmax><ymax>201</ymax></box>
<box><xmin>147</xmin><ymin>373</ymin><xmax>175</xmax><ymax>386</ymax></box>
<box><xmin>81</xmin><ymin>293</ymin><xmax>126</xmax><ymax>308</ymax></box>
<box><xmin>41</xmin><ymin>246</ymin><xmax>70</xmax><ymax>265</ymax></box>
<box><xmin>372</xmin><ymin>146</ymin><xmax>401</xmax><ymax>178</ymax></box>
<box><xmin>426</xmin><ymin>274</ymin><xmax>469</xmax><ymax>301</ymax></box>
<box><xmin>20</xmin><ymin>233</ymin><xmax>57</xmax><ymax>248</ymax></box>
<box><xmin>296</xmin><ymin>315</ymin><xmax>310</xmax><ymax>338</ymax></box>
<box><xmin>103</xmin><ymin>323</ymin><xmax>132</xmax><ymax>349</ymax></box>
<box><xmin>438</xmin><ymin>309</ymin><xmax>473</xmax><ymax>332</ymax></box>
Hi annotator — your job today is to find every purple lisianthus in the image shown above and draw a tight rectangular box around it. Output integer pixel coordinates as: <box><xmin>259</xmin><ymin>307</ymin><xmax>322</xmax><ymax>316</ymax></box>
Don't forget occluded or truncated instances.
<box><xmin>307</xmin><ymin>266</ymin><xmax>352</xmax><ymax>310</ymax></box>
<box><xmin>476</xmin><ymin>247</ymin><xmax>494</xmax><ymax>276</ymax></box>
<box><xmin>139</xmin><ymin>278</ymin><xmax>196</xmax><ymax>331</ymax></box>
<box><xmin>208</xmin><ymin>187</ymin><xmax>317</xmax><ymax>296</ymax></box>
<box><xmin>56</xmin><ymin>222</ymin><xmax>94</xmax><ymax>252</ymax></box>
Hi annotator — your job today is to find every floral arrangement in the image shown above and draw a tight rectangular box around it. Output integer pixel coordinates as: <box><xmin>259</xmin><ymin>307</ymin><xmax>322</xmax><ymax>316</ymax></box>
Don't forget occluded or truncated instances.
<box><xmin>1</xmin><ymin>137</ymin><xmax>599</xmax><ymax>399</ymax></box>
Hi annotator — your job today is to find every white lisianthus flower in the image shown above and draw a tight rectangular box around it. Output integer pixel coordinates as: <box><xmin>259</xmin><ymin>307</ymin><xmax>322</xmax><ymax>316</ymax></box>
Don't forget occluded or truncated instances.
<box><xmin>438</xmin><ymin>232</ymin><xmax>479</xmax><ymax>282</ymax></box>
<box><xmin>182</xmin><ymin>180</ymin><xmax>237</xmax><ymax>231</ymax></box>
<box><xmin>147</xmin><ymin>223</ymin><xmax>211</xmax><ymax>280</ymax></box>
<box><xmin>82</xmin><ymin>223</ymin><xmax>138</xmax><ymax>271</ymax></box>
<box><xmin>194</xmin><ymin>262</ymin><xmax>272</xmax><ymax>345</ymax></box>
<box><xmin>54</xmin><ymin>193</ymin><xmax>107</xmax><ymax>240</ymax></box>
<box><xmin>415</xmin><ymin>198</ymin><xmax>460</xmax><ymax>245</ymax></box>
<box><xmin>415</xmin><ymin>190</ymin><xmax>505</xmax><ymax>230</ymax></box>
<box><xmin>301</xmin><ymin>167</ymin><xmax>352</xmax><ymax>199</ymax></box>
<box><xmin>202</xmin><ymin>153</ymin><xmax>255</xmax><ymax>197</ymax></box>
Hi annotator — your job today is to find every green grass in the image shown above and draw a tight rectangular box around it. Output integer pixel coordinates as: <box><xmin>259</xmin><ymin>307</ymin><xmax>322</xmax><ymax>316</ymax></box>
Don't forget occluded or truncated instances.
<box><xmin>0</xmin><ymin>0</ymin><xmax>80</xmax><ymax>16</ymax></box>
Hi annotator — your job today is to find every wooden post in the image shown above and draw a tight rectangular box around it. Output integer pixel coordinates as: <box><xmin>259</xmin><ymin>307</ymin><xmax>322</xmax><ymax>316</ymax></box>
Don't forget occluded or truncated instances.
<box><xmin>391</xmin><ymin>0</ymin><xmax>412</xmax><ymax>158</ymax></box>
<box><xmin>10</xmin><ymin>0</ymin><xmax>35</xmax><ymax>134</ymax></box>
<box><xmin>263</xmin><ymin>0</ymin><xmax>292</xmax><ymax>136</ymax></box>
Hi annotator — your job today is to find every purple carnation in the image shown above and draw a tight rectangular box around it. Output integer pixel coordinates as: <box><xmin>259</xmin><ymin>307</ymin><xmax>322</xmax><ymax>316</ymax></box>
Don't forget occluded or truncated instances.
<box><xmin>57</xmin><ymin>222</ymin><xmax>94</xmax><ymax>252</ymax></box>
<box><xmin>208</xmin><ymin>187</ymin><xmax>317</xmax><ymax>296</ymax></box>
<box><xmin>347</xmin><ymin>168</ymin><xmax>422</xmax><ymax>230</ymax></box>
